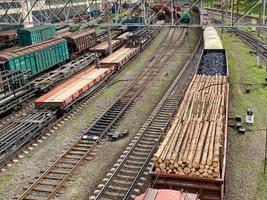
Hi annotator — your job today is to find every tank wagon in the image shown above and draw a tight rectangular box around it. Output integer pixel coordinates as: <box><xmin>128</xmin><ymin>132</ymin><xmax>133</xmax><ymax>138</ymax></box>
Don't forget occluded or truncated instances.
<box><xmin>149</xmin><ymin>27</ymin><xmax>228</xmax><ymax>200</ymax></box>
<box><xmin>0</xmin><ymin>38</ymin><xmax>69</xmax><ymax>77</ymax></box>
<box><xmin>17</xmin><ymin>25</ymin><xmax>56</xmax><ymax>46</ymax></box>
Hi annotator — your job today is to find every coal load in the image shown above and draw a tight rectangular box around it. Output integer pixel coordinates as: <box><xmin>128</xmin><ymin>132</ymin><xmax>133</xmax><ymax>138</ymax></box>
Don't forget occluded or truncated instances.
<box><xmin>198</xmin><ymin>50</ymin><xmax>226</xmax><ymax>76</ymax></box>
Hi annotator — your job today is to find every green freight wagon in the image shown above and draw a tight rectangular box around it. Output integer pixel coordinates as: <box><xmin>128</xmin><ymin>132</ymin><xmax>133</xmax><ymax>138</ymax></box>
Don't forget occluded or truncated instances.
<box><xmin>17</xmin><ymin>25</ymin><xmax>56</xmax><ymax>46</ymax></box>
<box><xmin>0</xmin><ymin>38</ymin><xmax>69</xmax><ymax>77</ymax></box>
<box><xmin>180</xmin><ymin>11</ymin><xmax>191</xmax><ymax>23</ymax></box>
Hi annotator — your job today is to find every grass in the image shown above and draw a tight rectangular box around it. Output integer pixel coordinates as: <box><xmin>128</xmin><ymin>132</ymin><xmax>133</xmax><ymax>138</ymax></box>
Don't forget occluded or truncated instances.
<box><xmin>220</xmin><ymin>29</ymin><xmax>267</xmax><ymax>200</ymax></box>
<box><xmin>195</xmin><ymin>0</ymin><xmax>267</xmax><ymax>16</ymax></box>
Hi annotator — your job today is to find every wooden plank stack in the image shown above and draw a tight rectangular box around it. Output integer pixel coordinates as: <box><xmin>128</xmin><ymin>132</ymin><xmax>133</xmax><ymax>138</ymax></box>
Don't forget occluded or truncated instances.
<box><xmin>153</xmin><ymin>74</ymin><xmax>227</xmax><ymax>179</ymax></box>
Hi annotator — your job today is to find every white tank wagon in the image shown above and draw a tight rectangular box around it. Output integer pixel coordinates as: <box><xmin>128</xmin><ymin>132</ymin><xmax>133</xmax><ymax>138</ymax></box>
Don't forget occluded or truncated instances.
<box><xmin>203</xmin><ymin>26</ymin><xmax>223</xmax><ymax>49</ymax></box>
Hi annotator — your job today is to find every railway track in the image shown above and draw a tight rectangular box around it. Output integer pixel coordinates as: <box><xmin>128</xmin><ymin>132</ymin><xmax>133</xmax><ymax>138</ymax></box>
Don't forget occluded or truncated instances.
<box><xmin>230</xmin><ymin>29</ymin><xmax>267</xmax><ymax>59</ymax></box>
<box><xmin>17</xmin><ymin>27</ymin><xmax>188</xmax><ymax>200</ymax></box>
<box><xmin>212</xmin><ymin>18</ymin><xmax>267</xmax><ymax>59</ymax></box>
<box><xmin>0</xmin><ymin>27</ymin><xmax>160</xmax><ymax>170</ymax></box>
<box><xmin>0</xmin><ymin>28</ymin><xmax>122</xmax><ymax>117</ymax></box>
<box><xmin>0</xmin><ymin>52</ymin><xmax>95</xmax><ymax>116</ymax></box>
<box><xmin>90</xmin><ymin>32</ymin><xmax>202</xmax><ymax>200</ymax></box>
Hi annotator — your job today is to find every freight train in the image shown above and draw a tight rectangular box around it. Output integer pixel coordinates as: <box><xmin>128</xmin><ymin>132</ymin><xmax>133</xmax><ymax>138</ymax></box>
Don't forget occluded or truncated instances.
<box><xmin>0</xmin><ymin>28</ymin><xmax>97</xmax><ymax>77</ymax></box>
<box><xmin>149</xmin><ymin>27</ymin><xmax>228</xmax><ymax>200</ymax></box>
<box><xmin>0</xmin><ymin>29</ymin><xmax>17</xmax><ymax>49</ymax></box>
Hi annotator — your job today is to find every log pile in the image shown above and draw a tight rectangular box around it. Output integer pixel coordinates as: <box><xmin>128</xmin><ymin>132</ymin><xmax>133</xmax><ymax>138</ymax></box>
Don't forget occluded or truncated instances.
<box><xmin>153</xmin><ymin>74</ymin><xmax>227</xmax><ymax>179</ymax></box>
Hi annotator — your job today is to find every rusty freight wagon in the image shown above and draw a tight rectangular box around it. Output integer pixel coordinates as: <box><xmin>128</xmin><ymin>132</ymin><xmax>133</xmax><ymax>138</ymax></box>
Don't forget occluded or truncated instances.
<box><xmin>35</xmin><ymin>65</ymin><xmax>115</xmax><ymax>109</ymax></box>
<box><xmin>0</xmin><ymin>29</ymin><xmax>17</xmax><ymax>48</ymax></box>
<box><xmin>64</xmin><ymin>29</ymin><xmax>96</xmax><ymax>56</ymax></box>
<box><xmin>149</xmin><ymin>27</ymin><xmax>229</xmax><ymax>200</ymax></box>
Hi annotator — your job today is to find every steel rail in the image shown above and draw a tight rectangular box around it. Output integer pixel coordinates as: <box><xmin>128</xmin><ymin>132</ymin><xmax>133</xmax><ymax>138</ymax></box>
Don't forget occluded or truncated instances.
<box><xmin>18</xmin><ymin>27</ymin><xmax>185</xmax><ymax>200</ymax></box>
<box><xmin>92</xmin><ymin>29</ymin><xmax>203</xmax><ymax>200</ymax></box>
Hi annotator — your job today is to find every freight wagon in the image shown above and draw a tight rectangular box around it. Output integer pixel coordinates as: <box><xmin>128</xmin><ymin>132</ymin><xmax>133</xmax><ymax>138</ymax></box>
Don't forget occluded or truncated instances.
<box><xmin>0</xmin><ymin>29</ymin><xmax>17</xmax><ymax>49</ymax></box>
<box><xmin>64</xmin><ymin>29</ymin><xmax>96</xmax><ymax>56</ymax></box>
<box><xmin>0</xmin><ymin>38</ymin><xmax>69</xmax><ymax>77</ymax></box>
<box><xmin>35</xmin><ymin>46</ymin><xmax>140</xmax><ymax>110</ymax></box>
<box><xmin>149</xmin><ymin>27</ymin><xmax>228</xmax><ymax>200</ymax></box>
<box><xmin>135</xmin><ymin>188</ymin><xmax>200</xmax><ymax>200</ymax></box>
<box><xmin>35</xmin><ymin>65</ymin><xmax>115</xmax><ymax>109</ymax></box>
<box><xmin>17</xmin><ymin>25</ymin><xmax>56</xmax><ymax>46</ymax></box>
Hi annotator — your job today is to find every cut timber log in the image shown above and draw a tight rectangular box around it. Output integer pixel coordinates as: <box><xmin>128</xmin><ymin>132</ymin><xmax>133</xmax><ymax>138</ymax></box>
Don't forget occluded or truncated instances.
<box><xmin>153</xmin><ymin>74</ymin><xmax>227</xmax><ymax>179</ymax></box>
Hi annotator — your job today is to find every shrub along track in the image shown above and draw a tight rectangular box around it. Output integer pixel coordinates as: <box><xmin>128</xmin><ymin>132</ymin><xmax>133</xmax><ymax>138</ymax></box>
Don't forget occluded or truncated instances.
<box><xmin>17</xmin><ymin>27</ymin><xmax>188</xmax><ymax>200</ymax></box>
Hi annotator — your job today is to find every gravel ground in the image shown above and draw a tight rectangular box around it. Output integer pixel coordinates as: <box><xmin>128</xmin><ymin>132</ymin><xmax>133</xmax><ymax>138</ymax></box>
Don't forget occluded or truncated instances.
<box><xmin>57</xmin><ymin>28</ymin><xmax>200</xmax><ymax>200</ymax></box>
<box><xmin>221</xmin><ymin>31</ymin><xmax>267</xmax><ymax>200</ymax></box>
<box><xmin>0</xmin><ymin>29</ymin><xmax>168</xmax><ymax>200</ymax></box>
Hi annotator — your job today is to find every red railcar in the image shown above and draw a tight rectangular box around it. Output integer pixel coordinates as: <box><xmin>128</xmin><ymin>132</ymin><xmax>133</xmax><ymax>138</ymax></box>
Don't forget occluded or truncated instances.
<box><xmin>35</xmin><ymin>65</ymin><xmax>115</xmax><ymax>109</ymax></box>
<box><xmin>135</xmin><ymin>188</ymin><xmax>200</xmax><ymax>200</ymax></box>
<box><xmin>100</xmin><ymin>46</ymin><xmax>140</xmax><ymax>67</ymax></box>
<box><xmin>64</xmin><ymin>29</ymin><xmax>96</xmax><ymax>55</ymax></box>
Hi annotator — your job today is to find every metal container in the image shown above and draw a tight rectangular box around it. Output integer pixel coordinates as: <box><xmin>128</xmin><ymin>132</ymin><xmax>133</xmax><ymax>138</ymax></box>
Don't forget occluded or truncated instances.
<box><xmin>0</xmin><ymin>38</ymin><xmax>69</xmax><ymax>76</ymax></box>
<box><xmin>17</xmin><ymin>25</ymin><xmax>56</xmax><ymax>46</ymax></box>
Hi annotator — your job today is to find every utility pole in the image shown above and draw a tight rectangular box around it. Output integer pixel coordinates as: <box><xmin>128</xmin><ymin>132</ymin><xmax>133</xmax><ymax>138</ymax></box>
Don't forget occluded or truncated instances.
<box><xmin>171</xmin><ymin>0</ymin><xmax>174</xmax><ymax>26</ymax></box>
<box><xmin>107</xmin><ymin>25</ymin><xmax>113</xmax><ymax>55</ymax></box>
<box><xmin>256</xmin><ymin>0</ymin><xmax>263</xmax><ymax>67</ymax></box>
<box><xmin>264</xmin><ymin>128</ymin><xmax>267</xmax><ymax>174</ymax></box>
<box><xmin>263</xmin><ymin>0</ymin><xmax>266</xmax><ymax>25</ymax></box>
<box><xmin>231</xmin><ymin>0</ymin><xmax>234</xmax><ymax>26</ymax></box>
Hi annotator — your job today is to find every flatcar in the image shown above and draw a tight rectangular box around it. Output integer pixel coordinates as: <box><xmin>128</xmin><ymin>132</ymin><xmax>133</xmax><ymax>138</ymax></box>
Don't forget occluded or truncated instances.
<box><xmin>126</xmin><ymin>28</ymin><xmax>156</xmax><ymax>47</ymax></box>
<box><xmin>135</xmin><ymin>188</ymin><xmax>199</xmax><ymax>200</ymax></box>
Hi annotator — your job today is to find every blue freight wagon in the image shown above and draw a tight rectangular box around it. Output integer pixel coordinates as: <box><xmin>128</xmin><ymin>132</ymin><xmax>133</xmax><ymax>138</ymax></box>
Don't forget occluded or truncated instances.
<box><xmin>17</xmin><ymin>25</ymin><xmax>56</xmax><ymax>46</ymax></box>
<box><xmin>0</xmin><ymin>38</ymin><xmax>69</xmax><ymax>77</ymax></box>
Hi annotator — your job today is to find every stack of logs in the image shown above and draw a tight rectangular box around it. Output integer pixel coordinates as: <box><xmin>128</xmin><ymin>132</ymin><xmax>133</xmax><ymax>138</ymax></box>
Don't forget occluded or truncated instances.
<box><xmin>153</xmin><ymin>74</ymin><xmax>227</xmax><ymax>179</ymax></box>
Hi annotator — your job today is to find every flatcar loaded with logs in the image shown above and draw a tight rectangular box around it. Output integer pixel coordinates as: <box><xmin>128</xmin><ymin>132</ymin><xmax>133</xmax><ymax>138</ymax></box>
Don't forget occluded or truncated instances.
<box><xmin>149</xmin><ymin>27</ymin><xmax>228</xmax><ymax>200</ymax></box>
